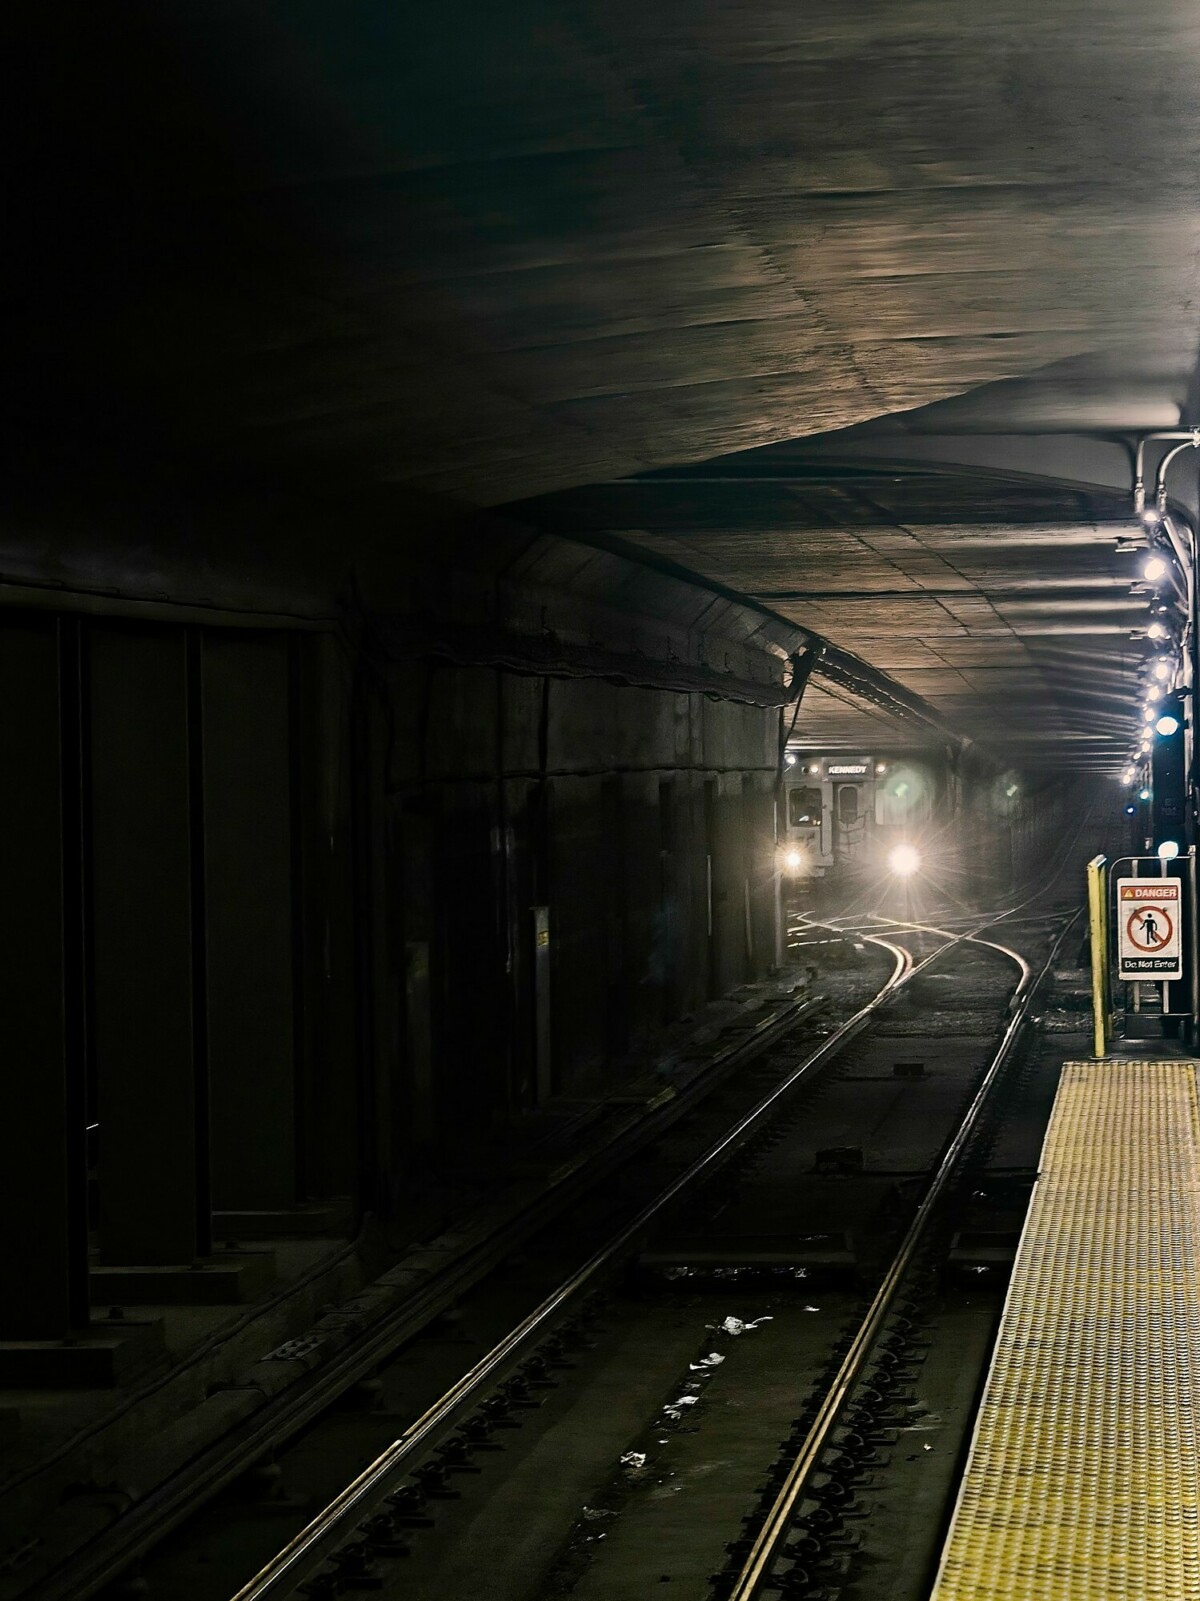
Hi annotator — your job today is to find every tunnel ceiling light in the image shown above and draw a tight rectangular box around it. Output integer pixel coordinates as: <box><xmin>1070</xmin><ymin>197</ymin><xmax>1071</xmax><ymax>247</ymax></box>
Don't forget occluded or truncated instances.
<box><xmin>1156</xmin><ymin>713</ymin><xmax>1181</xmax><ymax>736</ymax></box>
<box><xmin>1146</xmin><ymin>685</ymin><xmax>1163</xmax><ymax>703</ymax></box>
<box><xmin>1143</xmin><ymin>554</ymin><xmax>1169</xmax><ymax>583</ymax></box>
<box><xmin>1143</xmin><ymin>706</ymin><xmax>1158</xmax><ymax>723</ymax></box>
<box><xmin>1147</xmin><ymin>621</ymin><xmax>1170</xmax><ymax>641</ymax></box>
<box><xmin>1121</xmin><ymin>767</ymin><xmax>1135</xmax><ymax>784</ymax></box>
<box><xmin>887</xmin><ymin>843</ymin><xmax>921</xmax><ymax>877</ymax></box>
<box><xmin>1139</xmin><ymin>787</ymin><xmax>1152</xmax><ymax>801</ymax></box>
<box><xmin>1158</xmin><ymin>839</ymin><xmax>1181</xmax><ymax>860</ymax></box>
<box><xmin>1152</xmin><ymin>658</ymin><xmax>1172</xmax><ymax>681</ymax></box>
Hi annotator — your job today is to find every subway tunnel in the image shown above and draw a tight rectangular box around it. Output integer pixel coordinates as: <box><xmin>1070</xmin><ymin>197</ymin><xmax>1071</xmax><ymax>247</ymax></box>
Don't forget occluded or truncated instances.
<box><xmin>1</xmin><ymin>7</ymin><xmax>1197</xmax><ymax>1599</ymax></box>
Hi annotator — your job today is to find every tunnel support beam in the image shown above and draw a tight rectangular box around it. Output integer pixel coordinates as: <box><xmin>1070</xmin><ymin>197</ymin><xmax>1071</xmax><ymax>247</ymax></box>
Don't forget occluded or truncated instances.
<box><xmin>203</xmin><ymin>635</ymin><xmax>299</xmax><ymax>1215</ymax></box>
<box><xmin>91</xmin><ymin>626</ymin><xmax>204</xmax><ymax>1266</ymax></box>
<box><xmin>0</xmin><ymin>619</ymin><xmax>88</xmax><ymax>1336</ymax></box>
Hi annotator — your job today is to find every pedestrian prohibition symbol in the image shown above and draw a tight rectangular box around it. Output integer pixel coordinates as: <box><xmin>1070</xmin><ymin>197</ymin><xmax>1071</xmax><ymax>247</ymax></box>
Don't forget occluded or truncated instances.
<box><xmin>1116</xmin><ymin>877</ymin><xmax>1183</xmax><ymax>979</ymax></box>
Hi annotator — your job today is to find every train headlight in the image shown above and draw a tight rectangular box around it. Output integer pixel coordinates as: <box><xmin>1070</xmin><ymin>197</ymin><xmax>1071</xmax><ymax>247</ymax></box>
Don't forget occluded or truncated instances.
<box><xmin>887</xmin><ymin>844</ymin><xmax>921</xmax><ymax>877</ymax></box>
<box><xmin>782</xmin><ymin>846</ymin><xmax>805</xmax><ymax>873</ymax></box>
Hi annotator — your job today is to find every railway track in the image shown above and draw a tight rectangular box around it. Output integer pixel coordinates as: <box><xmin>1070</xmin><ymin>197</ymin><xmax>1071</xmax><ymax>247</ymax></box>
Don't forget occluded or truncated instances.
<box><xmin>107</xmin><ymin>904</ymin><xmax>1079</xmax><ymax>1601</ymax></box>
<box><xmin>24</xmin><ymin>929</ymin><xmax>898</xmax><ymax>1601</ymax></box>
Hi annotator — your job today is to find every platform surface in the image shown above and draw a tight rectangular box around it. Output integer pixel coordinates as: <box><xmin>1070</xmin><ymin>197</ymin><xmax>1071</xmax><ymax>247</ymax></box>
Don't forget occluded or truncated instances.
<box><xmin>931</xmin><ymin>1059</ymin><xmax>1200</xmax><ymax>1600</ymax></box>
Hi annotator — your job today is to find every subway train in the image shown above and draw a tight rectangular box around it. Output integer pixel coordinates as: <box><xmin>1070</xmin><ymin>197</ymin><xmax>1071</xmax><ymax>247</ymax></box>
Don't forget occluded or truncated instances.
<box><xmin>780</xmin><ymin>753</ymin><xmax>939</xmax><ymax>879</ymax></box>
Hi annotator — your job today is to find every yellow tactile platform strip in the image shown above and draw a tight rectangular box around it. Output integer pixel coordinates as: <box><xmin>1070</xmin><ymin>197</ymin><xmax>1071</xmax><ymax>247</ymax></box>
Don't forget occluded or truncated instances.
<box><xmin>931</xmin><ymin>1061</ymin><xmax>1200</xmax><ymax>1601</ymax></box>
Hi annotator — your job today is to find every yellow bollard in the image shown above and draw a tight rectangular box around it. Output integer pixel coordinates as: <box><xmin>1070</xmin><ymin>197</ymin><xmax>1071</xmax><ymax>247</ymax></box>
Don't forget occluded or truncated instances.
<box><xmin>1087</xmin><ymin>854</ymin><xmax>1109</xmax><ymax>1058</ymax></box>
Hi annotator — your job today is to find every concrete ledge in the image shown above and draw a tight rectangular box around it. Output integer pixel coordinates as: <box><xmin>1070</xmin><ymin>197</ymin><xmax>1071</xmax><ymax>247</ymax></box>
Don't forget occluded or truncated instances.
<box><xmin>90</xmin><ymin>1253</ymin><xmax>277</xmax><ymax>1306</ymax></box>
<box><xmin>0</xmin><ymin>1319</ymin><xmax>165</xmax><ymax>1388</ymax></box>
<box><xmin>212</xmin><ymin>1202</ymin><xmax>351</xmax><ymax>1239</ymax></box>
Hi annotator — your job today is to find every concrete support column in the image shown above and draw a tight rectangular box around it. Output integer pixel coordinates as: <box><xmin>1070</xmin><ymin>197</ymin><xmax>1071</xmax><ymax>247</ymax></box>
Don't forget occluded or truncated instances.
<box><xmin>0</xmin><ymin>618</ymin><xmax>88</xmax><ymax>1335</ymax></box>
<box><xmin>203</xmin><ymin>635</ymin><xmax>298</xmax><ymax>1213</ymax></box>
<box><xmin>743</xmin><ymin>775</ymin><xmax>775</xmax><ymax>976</ymax></box>
<box><xmin>90</xmin><ymin>625</ymin><xmax>202</xmax><ymax>1266</ymax></box>
<box><xmin>293</xmin><ymin>634</ymin><xmax>357</xmax><ymax>1203</ymax></box>
<box><xmin>710</xmin><ymin>776</ymin><xmax>746</xmax><ymax>993</ymax></box>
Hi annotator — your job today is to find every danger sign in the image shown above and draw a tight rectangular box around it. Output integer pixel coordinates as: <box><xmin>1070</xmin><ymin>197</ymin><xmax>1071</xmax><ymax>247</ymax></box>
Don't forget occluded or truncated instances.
<box><xmin>1116</xmin><ymin>878</ymin><xmax>1183</xmax><ymax>979</ymax></box>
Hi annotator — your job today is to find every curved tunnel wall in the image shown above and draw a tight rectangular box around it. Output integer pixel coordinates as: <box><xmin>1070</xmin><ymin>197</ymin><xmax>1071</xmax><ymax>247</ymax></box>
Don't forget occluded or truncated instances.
<box><xmin>0</xmin><ymin>590</ymin><xmax>785</xmax><ymax>1339</ymax></box>
<box><xmin>0</xmin><ymin>571</ymin><xmax>1115</xmax><ymax>1346</ymax></box>
<box><xmin>374</xmin><ymin>661</ymin><xmax>781</xmax><ymax>1177</ymax></box>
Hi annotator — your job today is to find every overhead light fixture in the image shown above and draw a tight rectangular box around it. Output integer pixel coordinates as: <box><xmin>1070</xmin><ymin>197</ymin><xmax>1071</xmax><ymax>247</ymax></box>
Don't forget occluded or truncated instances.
<box><xmin>1143</xmin><ymin>554</ymin><xmax>1169</xmax><ymax>583</ymax></box>
<box><xmin>1144</xmin><ymin>706</ymin><xmax>1157</xmax><ymax>723</ymax></box>
<box><xmin>1147</xmin><ymin>621</ymin><xmax>1170</xmax><ymax>641</ymax></box>
<box><xmin>1139</xmin><ymin>787</ymin><xmax>1151</xmax><ymax>801</ymax></box>
<box><xmin>1158</xmin><ymin>839</ymin><xmax>1181</xmax><ymax>861</ymax></box>
<box><xmin>1121</xmin><ymin>767</ymin><xmax>1135</xmax><ymax>784</ymax></box>
<box><xmin>1156</xmin><ymin>713</ymin><xmax>1181</xmax><ymax>737</ymax></box>
<box><xmin>1152</xmin><ymin>658</ymin><xmax>1172</xmax><ymax>681</ymax></box>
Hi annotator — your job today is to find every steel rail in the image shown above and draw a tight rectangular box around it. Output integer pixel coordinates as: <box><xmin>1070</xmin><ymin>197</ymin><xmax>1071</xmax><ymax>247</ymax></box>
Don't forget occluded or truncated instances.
<box><xmin>234</xmin><ymin>908</ymin><xmax>1037</xmax><ymax>1601</ymax></box>
<box><xmin>866</xmin><ymin>912</ymin><xmax>1033</xmax><ymax>991</ymax></box>
<box><xmin>34</xmin><ymin>987</ymin><xmax>837</xmax><ymax>1601</ymax></box>
<box><xmin>231</xmin><ymin>929</ymin><xmax>923</xmax><ymax>1601</ymax></box>
<box><xmin>725</xmin><ymin>909</ymin><xmax>1080</xmax><ymax>1601</ymax></box>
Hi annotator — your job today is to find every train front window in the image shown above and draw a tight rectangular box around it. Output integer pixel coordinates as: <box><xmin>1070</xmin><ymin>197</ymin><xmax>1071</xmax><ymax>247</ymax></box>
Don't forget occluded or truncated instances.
<box><xmin>789</xmin><ymin>786</ymin><xmax>821</xmax><ymax>828</ymax></box>
<box><xmin>837</xmin><ymin>784</ymin><xmax>859</xmax><ymax>824</ymax></box>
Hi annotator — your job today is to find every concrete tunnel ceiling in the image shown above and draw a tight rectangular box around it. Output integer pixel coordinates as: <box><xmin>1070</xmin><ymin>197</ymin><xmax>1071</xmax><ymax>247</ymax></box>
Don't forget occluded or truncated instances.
<box><xmin>5</xmin><ymin>3</ymin><xmax>1200</xmax><ymax>771</ymax></box>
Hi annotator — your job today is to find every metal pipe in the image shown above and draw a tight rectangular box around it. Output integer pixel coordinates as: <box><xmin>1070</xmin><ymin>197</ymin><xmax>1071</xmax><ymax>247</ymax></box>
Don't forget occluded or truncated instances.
<box><xmin>1134</xmin><ymin>430</ymin><xmax>1200</xmax><ymax>515</ymax></box>
<box><xmin>1156</xmin><ymin>439</ymin><xmax>1200</xmax><ymax>506</ymax></box>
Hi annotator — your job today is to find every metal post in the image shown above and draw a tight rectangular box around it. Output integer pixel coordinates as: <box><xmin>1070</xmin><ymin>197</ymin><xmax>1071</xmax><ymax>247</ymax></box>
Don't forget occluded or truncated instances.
<box><xmin>1139</xmin><ymin>858</ymin><xmax>1145</xmax><ymax>1018</ymax></box>
<box><xmin>1190</xmin><ymin>849</ymin><xmax>1200</xmax><ymax>1050</ymax></box>
<box><xmin>1100</xmin><ymin>857</ymin><xmax>1113</xmax><ymax>1036</ymax></box>
<box><xmin>1087</xmin><ymin>854</ymin><xmax>1109</xmax><ymax>1059</ymax></box>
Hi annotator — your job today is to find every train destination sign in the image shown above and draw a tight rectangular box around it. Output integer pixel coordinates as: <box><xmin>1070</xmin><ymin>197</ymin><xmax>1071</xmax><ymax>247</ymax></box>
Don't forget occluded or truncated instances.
<box><xmin>1116</xmin><ymin>878</ymin><xmax>1182</xmax><ymax>979</ymax></box>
